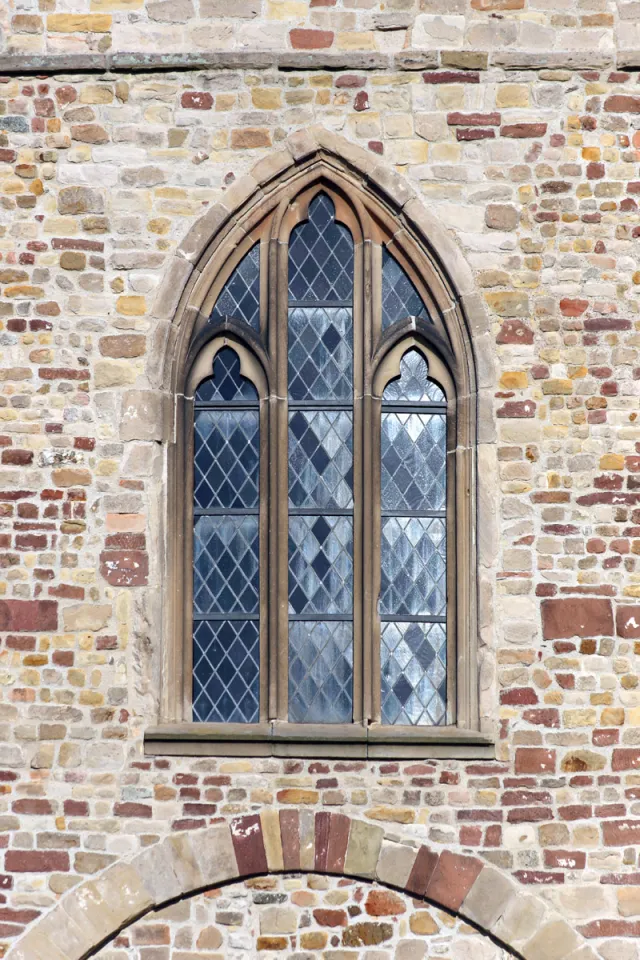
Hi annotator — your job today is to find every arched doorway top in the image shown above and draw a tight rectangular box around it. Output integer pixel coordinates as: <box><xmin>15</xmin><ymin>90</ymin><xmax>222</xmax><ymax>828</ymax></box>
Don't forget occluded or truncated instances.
<box><xmin>8</xmin><ymin>811</ymin><xmax>592</xmax><ymax>960</ymax></box>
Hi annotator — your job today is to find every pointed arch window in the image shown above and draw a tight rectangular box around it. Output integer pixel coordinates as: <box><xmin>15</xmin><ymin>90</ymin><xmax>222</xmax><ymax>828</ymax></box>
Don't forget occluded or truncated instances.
<box><xmin>155</xmin><ymin>179</ymin><xmax>489</xmax><ymax>759</ymax></box>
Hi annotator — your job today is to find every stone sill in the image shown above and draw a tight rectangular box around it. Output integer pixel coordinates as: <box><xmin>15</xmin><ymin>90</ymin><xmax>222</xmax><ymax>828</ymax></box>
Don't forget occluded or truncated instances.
<box><xmin>144</xmin><ymin>722</ymin><xmax>495</xmax><ymax>759</ymax></box>
<box><xmin>0</xmin><ymin>48</ymin><xmax>622</xmax><ymax>77</ymax></box>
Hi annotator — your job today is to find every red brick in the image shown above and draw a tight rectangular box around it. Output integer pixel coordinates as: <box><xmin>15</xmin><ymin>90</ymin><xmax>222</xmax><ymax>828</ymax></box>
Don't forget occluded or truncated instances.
<box><xmin>422</xmin><ymin>71</ymin><xmax>479</xmax><ymax>84</ymax></box>
<box><xmin>616</xmin><ymin>605</ymin><xmax>640</xmax><ymax>638</ymax></box>
<box><xmin>99</xmin><ymin>551</ymin><xmax>148</xmax><ymax>587</ymax></box>
<box><xmin>289</xmin><ymin>28</ymin><xmax>333</xmax><ymax>49</ymax></box>
<box><xmin>354</xmin><ymin>91</ymin><xmax>368</xmax><ymax>112</ymax></box>
<box><xmin>541</xmin><ymin>598</ymin><xmax>613</xmax><ymax>639</ymax></box>
<box><xmin>181</xmin><ymin>91</ymin><xmax>213</xmax><ymax>110</ymax></box>
<box><xmin>515</xmin><ymin>749</ymin><xmax>556</xmax><ymax>775</ymax></box>
<box><xmin>501</xmin><ymin>123</ymin><xmax>547</xmax><ymax>138</ymax></box>
<box><xmin>456</xmin><ymin>128</ymin><xmax>496</xmax><ymax>141</ymax></box>
<box><xmin>603</xmin><ymin>820</ymin><xmax>640</xmax><ymax>846</ymax></box>
<box><xmin>560</xmin><ymin>298</ymin><xmax>589</xmax><ymax>316</ymax></box>
<box><xmin>5</xmin><ymin>851</ymin><xmax>69</xmax><ymax>872</ymax></box>
<box><xmin>231</xmin><ymin>814</ymin><xmax>268</xmax><ymax>875</ymax></box>
<box><xmin>0</xmin><ymin>600</ymin><xmax>57</xmax><ymax>633</ymax></box>
<box><xmin>496</xmin><ymin>319</ymin><xmax>534</xmax><ymax>345</ymax></box>
<box><xmin>114</xmin><ymin>802</ymin><xmax>152</xmax><ymax>818</ymax></box>
<box><xmin>425</xmin><ymin>851</ymin><xmax>483</xmax><ymax>910</ymax></box>
<box><xmin>447</xmin><ymin>112</ymin><xmax>500</xmax><ymax>126</ymax></box>
<box><xmin>544</xmin><ymin>850</ymin><xmax>586</xmax><ymax>869</ymax></box>
<box><xmin>313</xmin><ymin>908</ymin><xmax>347</xmax><ymax>926</ymax></box>
<box><xmin>604</xmin><ymin>95</ymin><xmax>640</xmax><ymax>113</ymax></box>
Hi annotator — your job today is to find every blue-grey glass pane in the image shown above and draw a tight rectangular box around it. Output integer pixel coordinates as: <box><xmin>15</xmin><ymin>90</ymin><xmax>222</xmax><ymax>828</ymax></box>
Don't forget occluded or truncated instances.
<box><xmin>289</xmin><ymin>410</ymin><xmax>353</xmax><ymax>510</ymax></box>
<box><xmin>289</xmin><ymin>515</ymin><xmax>353</xmax><ymax>615</ymax></box>
<box><xmin>381</xmin><ymin>621</ymin><xmax>446</xmax><ymax>726</ymax></box>
<box><xmin>382</xmin><ymin>349</ymin><xmax>445</xmax><ymax>404</ymax></box>
<box><xmin>193</xmin><ymin>516</ymin><xmax>259</xmax><ymax>614</ymax></box>
<box><xmin>195</xmin><ymin>346</ymin><xmax>259</xmax><ymax>403</ymax></box>
<box><xmin>382</xmin><ymin>249</ymin><xmax>430</xmax><ymax>329</ymax></box>
<box><xmin>380</xmin><ymin>516</ymin><xmax>446</xmax><ymax>616</ymax></box>
<box><xmin>289</xmin><ymin>620</ymin><xmax>353</xmax><ymax>724</ymax></box>
<box><xmin>211</xmin><ymin>242</ymin><xmax>260</xmax><ymax>330</ymax></box>
<box><xmin>288</xmin><ymin>193</ymin><xmax>354</xmax><ymax>302</ymax></box>
<box><xmin>381</xmin><ymin>412</ymin><xmax>446</xmax><ymax>512</ymax></box>
<box><xmin>194</xmin><ymin>410</ymin><xmax>259</xmax><ymax>510</ymax></box>
<box><xmin>288</xmin><ymin>306</ymin><xmax>352</xmax><ymax>402</ymax></box>
<box><xmin>193</xmin><ymin>619</ymin><xmax>259</xmax><ymax>723</ymax></box>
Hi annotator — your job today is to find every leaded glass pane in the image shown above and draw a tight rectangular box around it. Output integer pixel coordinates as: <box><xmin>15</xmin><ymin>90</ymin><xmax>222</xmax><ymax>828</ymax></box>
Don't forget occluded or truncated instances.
<box><xmin>194</xmin><ymin>410</ymin><xmax>259</xmax><ymax>510</ymax></box>
<box><xmin>210</xmin><ymin>242</ymin><xmax>260</xmax><ymax>330</ymax></box>
<box><xmin>289</xmin><ymin>410</ymin><xmax>353</xmax><ymax>510</ymax></box>
<box><xmin>289</xmin><ymin>620</ymin><xmax>353</xmax><ymax>723</ymax></box>
<box><xmin>289</xmin><ymin>193</ymin><xmax>354</xmax><ymax>302</ymax></box>
<box><xmin>381</xmin><ymin>412</ymin><xmax>446</xmax><ymax>512</ymax></box>
<box><xmin>193</xmin><ymin>619</ymin><xmax>259</xmax><ymax>723</ymax></box>
<box><xmin>193</xmin><ymin>515</ymin><xmax>259</xmax><ymax>615</ymax></box>
<box><xmin>288</xmin><ymin>306</ymin><xmax>352</xmax><ymax>402</ymax></box>
<box><xmin>381</xmin><ymin>622</ymin><xmax>446</xmax><ymax>726</ymax></box>
<box><xmin>380</xmin><ymin>516</ymin><xmax>446</xmax><ymax>616</ymax></box>
<box><xmin>195</xmin><ymin>346</ymin><xmax>259</xmax><ymax>403</ymax></box>
<box><xmin>289</xmin><ymin>515</ymin><xmax>353</xmax><ymax>615</ymax></box>
<box><xmin>382</xmin><ymin>249</ymin><xmax>430</xmax><ymax>329</ymax></box>
<box><xmin>382</xmin><ymin>349</ymin><xmax>445</xmax><ymax>404</ymax></box>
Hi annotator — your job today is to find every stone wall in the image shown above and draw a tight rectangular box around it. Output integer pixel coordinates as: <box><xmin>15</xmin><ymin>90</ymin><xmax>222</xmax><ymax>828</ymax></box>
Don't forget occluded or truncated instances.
<box><xmin>93</xmin><ymin>875</ymin><xmax>513</xmax><ymax>960</ymax></box>
<box><xmin>2</xmin><ymin>5</ymin><xmax>640</xmax><ymax>957</ymax></box>
<box><xmin>2</xmin><ymin>0</ymin><xmax>640</xmax><ymax>64</ymax></box>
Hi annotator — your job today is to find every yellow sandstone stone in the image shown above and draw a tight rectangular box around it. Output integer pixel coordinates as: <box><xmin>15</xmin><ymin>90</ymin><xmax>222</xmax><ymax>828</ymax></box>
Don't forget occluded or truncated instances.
<box><xmin>116</xmin><ymin>295</ymin><xmax>146</xmax><ymax>316</ymax></box>
<box><xmin>48</xmin><ymin>13</ymin><xmax>112</xmax><ymax>31</ymax></box>
<box><xmin>500</xmin><ymin>371</ymin><xmax>528</xmax><ymax>390</ymax></box>
<box><xmin>599</xmin><ymin>453</ymin><xmax>624</xmax><ymax>470</ymax></box>
<box><xmin>496</xmin><ymin>84</ymin><xmax>530</xmax><ymax>108</ymax></box>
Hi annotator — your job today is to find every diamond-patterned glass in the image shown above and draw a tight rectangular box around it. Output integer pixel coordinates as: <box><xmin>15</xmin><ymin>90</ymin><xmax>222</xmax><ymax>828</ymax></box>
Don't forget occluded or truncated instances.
<box><xmin>289</xmin><ymin>515</ymin><xmax>353</xmax><ymax>615</ymax></box>
<box><xmin>289</xmin><ymin>193</ymin><xmax>354</xmax><ymax>302</ymax></box>
<box><xmin>211</xmin><ymin>242</ymin><xmax>260</xmax><ymax>330</ymax></box>
<box><xmin>380</xmin><ymin>516</ymin><xmax>446</xmax><ymax>616</ymax></box>
<box><xmin>194</xmin><ymin>410</ymin><xmax>259</xmax><ymax>510</ymax></box>
<box><xmin>289</xmin><ymin>410</ymin><xmax>353</xmax><ymax>510</ymax></box>
<box><xmin>193</xmin><ymin>516</ymin><xmax>259</xmax><ymax>615</ymax></box>
<box><xmin>288</xmin><ymin>306</ymin><xmax>352</xmax><ymax>402</ymax></box>
<box><xmin>382</xmin><ymin>412</ymin><xmax>446</xmax><ymax>512</ymax></box>
<box><xmin>381</xmin><ymin>621</ymin><xmax>446</xmax><ymax>725</ymax></box>
<box><xmin>195</xmin><ymin>346</ymin><xmax>259</xmax><ymax>403</ymax></box>
<box><xmin>382</xmin><ymin>249</ymin><xmax>431</xmax><ymax>329</ymax></box>
<box><xmin>289</xmin><ymin>620</ymin><xmax>353</xmax><ymax>723</ymax></box>
<box><xmin>383</xmin><ymin>348</ymin><xmax>445</xmax><ymax>404</ymax></box>
<box><xmin>193</xmin><ymin>619</ymin><xmax>259</xmax><ymax>723</ymax></box>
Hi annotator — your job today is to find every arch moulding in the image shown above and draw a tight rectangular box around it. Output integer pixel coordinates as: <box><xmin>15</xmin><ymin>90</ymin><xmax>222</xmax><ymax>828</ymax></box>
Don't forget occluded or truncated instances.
<box><xmin>7</xmin><ymin>811</ymin><xmax>593</xmax><ymax>960</ymax></box>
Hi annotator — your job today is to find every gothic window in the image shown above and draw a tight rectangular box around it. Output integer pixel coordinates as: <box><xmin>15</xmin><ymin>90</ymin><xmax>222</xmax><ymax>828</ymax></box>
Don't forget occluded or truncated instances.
<box><xmin>159</xmin><ymin>177</ymin><xmax>481</xmax><ymax>757</ymax></box>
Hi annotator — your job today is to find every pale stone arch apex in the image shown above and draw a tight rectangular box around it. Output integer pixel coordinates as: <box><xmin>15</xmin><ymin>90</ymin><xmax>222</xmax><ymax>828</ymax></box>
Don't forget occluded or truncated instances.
<box><xmin>7</xmin><ymin>812</ymin><xmax>594</xmax><ymax>960</ymax></box>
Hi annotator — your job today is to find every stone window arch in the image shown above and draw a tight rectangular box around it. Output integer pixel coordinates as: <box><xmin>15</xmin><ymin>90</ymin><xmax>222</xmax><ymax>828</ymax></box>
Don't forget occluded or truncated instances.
<box><xmin>148</xmin><ymin>153</ymin><xmax>492</xmax><ymax>759</ymax></box>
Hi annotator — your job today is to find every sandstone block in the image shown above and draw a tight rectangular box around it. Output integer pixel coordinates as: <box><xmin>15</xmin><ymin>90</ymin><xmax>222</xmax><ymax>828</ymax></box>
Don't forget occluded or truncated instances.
<box><xmin>62</xmin><ymin>604</ymin><xmax>112</xmax><ymax>632</ymax></box>
<box><xmin>344</xmin><ymin>819</ymin><xmax>383</xmax><ymax>879</ymax></box>
<box><xmin>523</xmin><ymin>918</ymin><xmax>582</xmax><ymax>960</ymax></box>
<box><xmin>95</xmin><ymin>360</ymin><xmax>138</xmax><ymax>389</ymax></box>
<box><xmin>58</xmin><ymin>186</ymin><xmax>105</xmax><ymax>215</ymax></box>
<box><xmin>260</xmin><ymin>906</ymin><xmax>297</xmax><ymax>934</ymax></box>
<box><xmin>100</xmin><ymin>335</ymin><xmax>146</xmax><ymax>359</ymax></box>
<box><xmin>375</xmin><ymin>842</ymin><xmax>417</xmax><ymax>888</ymax></box>
<box><xmin>412</xmin><ymin>14</ymin><xmax>465</xmax><ymax>49</ymax></box>
<box><xmin>462</xmin><ymin>865</ymin><xmax>516</xmax><ymax>929</ymax></box>
<box><xmin>48</xmin><ymin>13</ymin><xmax>112</xmax><ymax>31</ymax></box>
<box><xmin>410</xmin><ymin>911</ymin><xmax>439</xmax><ymax>935</ymax></box>
<box><xmin>52</xmin><ymin>467</ymin><xmax>92</xmax><ymax>486</ymax></box>
<box><xmin>486</xmin><ymin>204</ymin><xmax>518</xmax><ymax>230</ymax></box>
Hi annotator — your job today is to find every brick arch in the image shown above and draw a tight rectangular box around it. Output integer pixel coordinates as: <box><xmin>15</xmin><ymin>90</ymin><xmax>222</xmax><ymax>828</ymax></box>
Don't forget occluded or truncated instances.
<box><xmin>8</xmin><ymin>812</ymin><xmax>592</xmax><ymax>960</ymax></box>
